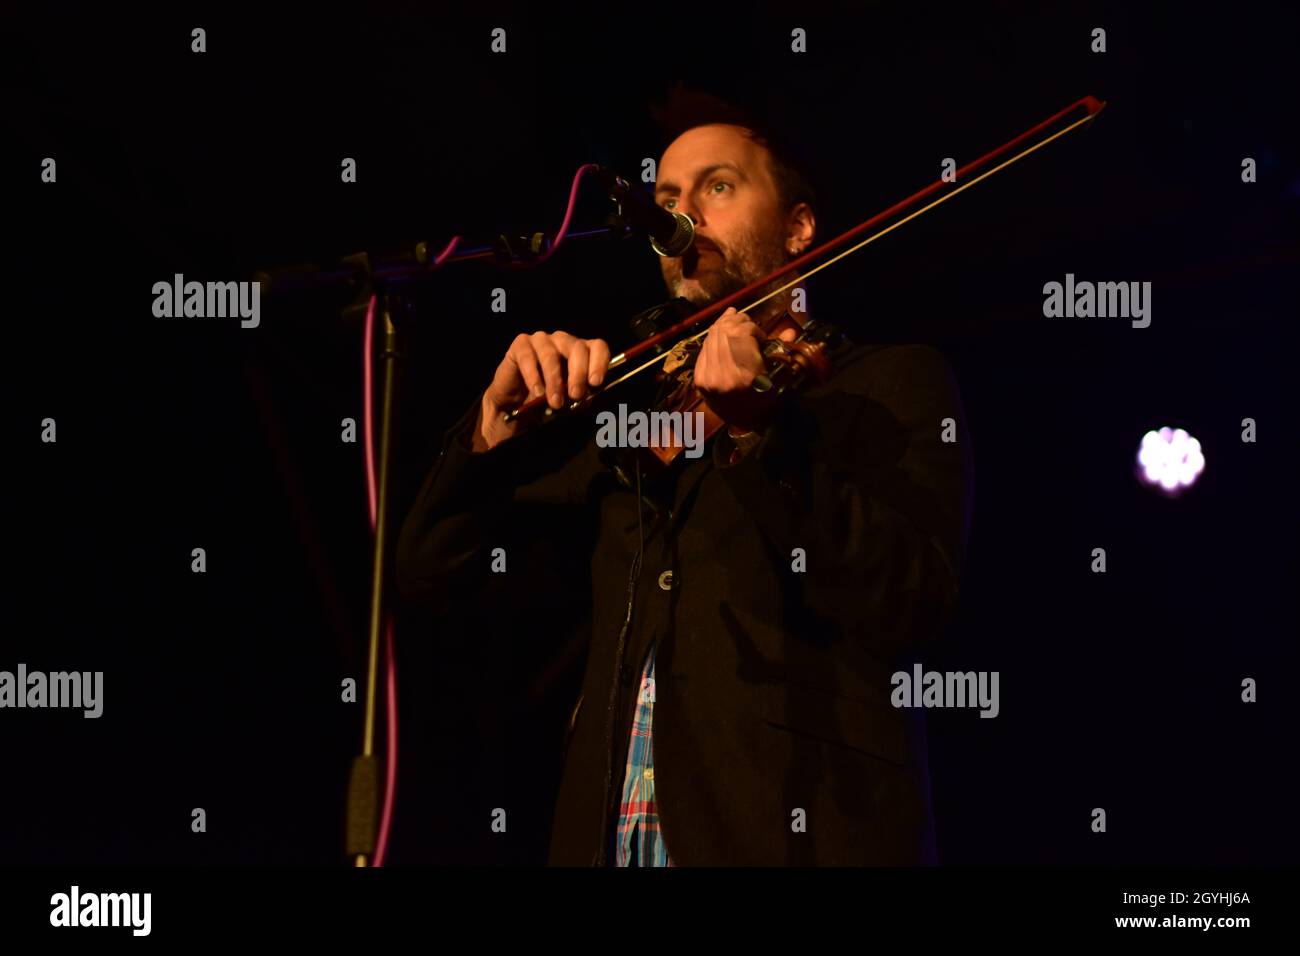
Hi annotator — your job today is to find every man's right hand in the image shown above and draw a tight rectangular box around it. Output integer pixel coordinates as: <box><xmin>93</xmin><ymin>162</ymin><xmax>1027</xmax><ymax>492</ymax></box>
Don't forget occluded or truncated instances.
<box><xmin>470</xmin><ymin>331</ymin><xmax>611</xmax><ymax>452</ymax></box>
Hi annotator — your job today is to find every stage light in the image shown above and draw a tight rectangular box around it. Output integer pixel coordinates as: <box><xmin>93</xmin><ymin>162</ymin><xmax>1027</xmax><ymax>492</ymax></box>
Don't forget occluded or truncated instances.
<box><xmin>1137</xmin><ymin>427</ymin><xmax>1204</xmax><ymax>496</ymax></box>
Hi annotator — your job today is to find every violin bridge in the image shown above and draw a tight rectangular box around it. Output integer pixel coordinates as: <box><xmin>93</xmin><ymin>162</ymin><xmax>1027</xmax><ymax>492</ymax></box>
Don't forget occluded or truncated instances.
<box><xmin>662</xmin><ymin>341</ymin><xmax>694</xmax><ymax>374</ymax></box>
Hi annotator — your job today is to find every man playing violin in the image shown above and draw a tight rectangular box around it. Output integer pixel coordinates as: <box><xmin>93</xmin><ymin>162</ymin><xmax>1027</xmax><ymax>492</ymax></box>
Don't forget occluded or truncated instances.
<box><xmin>397</xmin><ymin>89</ymin><xmax>972</xmax><ymax>866</ymax></box>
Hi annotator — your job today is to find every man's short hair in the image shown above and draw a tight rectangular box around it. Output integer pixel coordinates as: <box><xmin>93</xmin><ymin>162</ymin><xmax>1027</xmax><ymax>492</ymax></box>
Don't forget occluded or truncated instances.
<box><xmin>651</xmin><ymin>84</ymin><xmax>818</xmax><ymax>221</ymax></box>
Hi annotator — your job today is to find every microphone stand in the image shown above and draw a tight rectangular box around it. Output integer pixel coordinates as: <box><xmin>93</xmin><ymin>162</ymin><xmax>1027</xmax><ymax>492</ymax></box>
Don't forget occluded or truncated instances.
<box><xmin>297</xmin><ymin>217</ymin><xmax>646</xmax><ymax>867</ymax></box>
<box><xmin>345</xmin><ymin>274</ymin><xmax>398</xmax><ymax>868</ymax></box>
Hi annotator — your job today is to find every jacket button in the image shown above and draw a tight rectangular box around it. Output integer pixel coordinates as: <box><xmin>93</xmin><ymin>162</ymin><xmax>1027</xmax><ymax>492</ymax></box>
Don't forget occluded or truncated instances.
<box><xmin>657</xmin><ymin>570</ymin><xmax>676</xmax><ymax>591</ymax></box>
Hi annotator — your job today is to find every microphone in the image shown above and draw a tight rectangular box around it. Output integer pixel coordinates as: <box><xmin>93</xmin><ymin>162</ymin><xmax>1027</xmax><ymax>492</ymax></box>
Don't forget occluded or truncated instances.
<box><xmin>596</xmin><ymin>166</ymin><xmax>696</xmax><ymax>257</ymax></box>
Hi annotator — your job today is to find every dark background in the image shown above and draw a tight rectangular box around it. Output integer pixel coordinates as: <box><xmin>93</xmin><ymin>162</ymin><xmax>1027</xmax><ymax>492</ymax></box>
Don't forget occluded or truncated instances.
<box><xmin>6</xmin><ymin>1</ymin><xmax>1297</xmax><ymax>865</ymax></box>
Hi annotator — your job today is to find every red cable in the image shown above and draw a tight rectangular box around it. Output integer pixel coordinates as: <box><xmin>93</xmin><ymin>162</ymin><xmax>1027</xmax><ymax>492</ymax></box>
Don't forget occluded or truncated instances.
<box><xmin>361</xmin><ymin>162</ymin><xmax>613</xmax><ymax>865</ymax></box>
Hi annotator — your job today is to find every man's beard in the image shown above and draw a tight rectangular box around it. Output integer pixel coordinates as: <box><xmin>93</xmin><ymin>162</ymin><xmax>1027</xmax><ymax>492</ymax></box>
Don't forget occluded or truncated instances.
<box><xmin>664</xmin><ymin>223</ymin><xmax>788</xmax><ymax>311</ymax></box>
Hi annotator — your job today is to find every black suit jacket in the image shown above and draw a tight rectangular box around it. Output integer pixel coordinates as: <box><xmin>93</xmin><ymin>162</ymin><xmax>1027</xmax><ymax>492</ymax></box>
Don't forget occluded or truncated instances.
<box><xmin>395</xmin><ymin>341</ymin><xmax>972</xmax><ymax>865</ymax></box>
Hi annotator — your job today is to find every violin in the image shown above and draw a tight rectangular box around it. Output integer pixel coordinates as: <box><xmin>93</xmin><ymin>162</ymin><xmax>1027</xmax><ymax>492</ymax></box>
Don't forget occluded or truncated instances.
<box><xmin>503</xmin><ymin>95</ymin><xmax>1106</xmax><ymax>477</ymax></box>
<box><xmin>627</xmin><ymin>304</ymin><xmax>848</xmax><ymax>474</ymax></box>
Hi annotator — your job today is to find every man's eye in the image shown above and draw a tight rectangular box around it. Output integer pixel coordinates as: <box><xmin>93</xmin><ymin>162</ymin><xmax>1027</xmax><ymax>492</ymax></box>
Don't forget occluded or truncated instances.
<box><xmin>663</xmin><ymin>182</ymin><xmax>729</xmax><ymax>210</ymax></box>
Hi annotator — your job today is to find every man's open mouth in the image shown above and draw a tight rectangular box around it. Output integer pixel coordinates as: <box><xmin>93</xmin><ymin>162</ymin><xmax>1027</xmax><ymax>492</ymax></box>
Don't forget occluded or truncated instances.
<box><xmin>683</xmin><ymin>239</ymin><xmax>722</xmax><ymax>274</ymax></box>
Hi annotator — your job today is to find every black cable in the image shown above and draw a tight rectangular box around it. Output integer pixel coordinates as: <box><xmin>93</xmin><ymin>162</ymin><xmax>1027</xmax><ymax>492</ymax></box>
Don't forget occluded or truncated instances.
<box><xmin>594</xmin><ymin>456</ymin><xmax>646</xmax><ymax>866</ymax></box>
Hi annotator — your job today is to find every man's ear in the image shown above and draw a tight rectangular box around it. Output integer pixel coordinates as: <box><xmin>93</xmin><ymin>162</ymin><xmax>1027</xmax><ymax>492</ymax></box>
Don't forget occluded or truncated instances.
<box><xmin>786</xmin><ymin>201</ymin><xmax>815</xmax><ymax>251</ymax></box>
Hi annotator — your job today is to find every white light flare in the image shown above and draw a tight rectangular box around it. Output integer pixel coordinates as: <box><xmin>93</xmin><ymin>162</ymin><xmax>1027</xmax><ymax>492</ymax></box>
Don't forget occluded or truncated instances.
<box><xmin>1136</xmin><ymin>426</ymin><xmax>1205</xmax><ymax>496</ymax></box>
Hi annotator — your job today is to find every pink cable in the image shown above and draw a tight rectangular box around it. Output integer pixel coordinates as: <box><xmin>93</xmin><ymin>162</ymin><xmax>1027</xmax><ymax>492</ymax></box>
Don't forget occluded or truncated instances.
<box><xmin>359</xmin><ymin>163</ymin><xmax>603</xmax><ymax>865</ymax></box>
<box><xmin>426</xmin><ymin>163</ymin><xmax>600</xmax><ymax>270</ymax></box>
<box><xmin>363</xmin><ymin>293</ymin><xmax>398</xmax><ymax>867</ymax></box>
<box><xmin>534</xmin><ymin>163</ymin><xmax>600</xmax><ymax>262</ymax></box>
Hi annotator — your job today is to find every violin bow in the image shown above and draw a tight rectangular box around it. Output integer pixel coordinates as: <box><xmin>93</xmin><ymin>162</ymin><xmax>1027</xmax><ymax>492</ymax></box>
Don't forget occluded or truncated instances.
<box><xmin>506</xmin><ymin>94</ymin><xmax>1106</xmax><ymax>424</ymax></box>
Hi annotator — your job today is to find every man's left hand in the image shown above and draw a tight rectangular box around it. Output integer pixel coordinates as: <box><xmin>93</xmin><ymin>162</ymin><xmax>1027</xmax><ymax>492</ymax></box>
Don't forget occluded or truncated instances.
<box><xmin>694</xmin><ymin>307</ymin><xmax>799</xmax><ymax>434</ymax></box>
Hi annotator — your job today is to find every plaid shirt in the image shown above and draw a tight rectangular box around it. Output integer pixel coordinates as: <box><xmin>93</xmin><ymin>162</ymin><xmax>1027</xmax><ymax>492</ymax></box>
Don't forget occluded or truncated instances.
<box><xmin>612</xmin><ymin>642</ymin><xmax>676</xmax><ymax>866</ymax></box>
